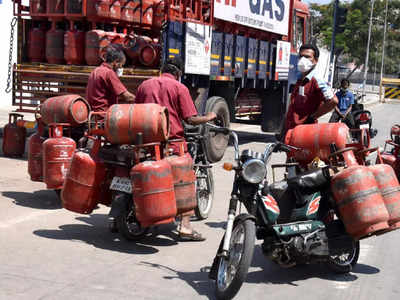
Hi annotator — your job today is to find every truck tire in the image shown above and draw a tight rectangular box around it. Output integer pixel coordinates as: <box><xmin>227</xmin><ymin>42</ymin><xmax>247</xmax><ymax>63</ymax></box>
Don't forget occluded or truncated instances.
<box><xmin>204</xmin><ymin>97</ymin><xmax>230</xmax><ymax>163</ymax></box>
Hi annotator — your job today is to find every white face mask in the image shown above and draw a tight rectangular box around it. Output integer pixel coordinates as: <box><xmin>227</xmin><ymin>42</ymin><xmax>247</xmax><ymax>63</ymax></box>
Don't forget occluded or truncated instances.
<box><xmin>116</xmin><ymin>68</ymin><xmax>124</xmax><ymax>77</ymax></box>
<box><xmin>297</xmin><ymin>56</ymin><xmax>314</xmax><ymax>73</ymax></box>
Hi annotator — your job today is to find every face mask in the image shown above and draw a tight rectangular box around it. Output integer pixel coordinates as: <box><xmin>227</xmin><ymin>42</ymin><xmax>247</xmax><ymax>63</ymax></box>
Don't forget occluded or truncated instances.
<box><xmin>297</xmin><ymin>56</ymin><xmax>314</xmax><ymax>73</ymax></box>
<box><xmin>116</xmin><ymin>68</ymin><xmax>123</xmax><ymax>77</ymax></box>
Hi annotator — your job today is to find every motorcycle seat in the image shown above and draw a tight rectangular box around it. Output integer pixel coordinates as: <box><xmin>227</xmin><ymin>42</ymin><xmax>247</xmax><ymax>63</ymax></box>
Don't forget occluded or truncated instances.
<box><xmin>287</xmin><ymin>167</ymin><xmax>330</xmax><ymax>195</ymax></box>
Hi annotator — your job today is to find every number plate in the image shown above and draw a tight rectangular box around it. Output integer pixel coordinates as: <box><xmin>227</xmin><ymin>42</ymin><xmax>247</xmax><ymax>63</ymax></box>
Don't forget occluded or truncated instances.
<box><xmin>359</xmin><ymin>123</ymin><xmax>369</xmax><ymax>130</ymax></box>
<box><xmin>110</xmin><ymin>177</ymin><xmax>132</xmax><ymax>194</ymax></box>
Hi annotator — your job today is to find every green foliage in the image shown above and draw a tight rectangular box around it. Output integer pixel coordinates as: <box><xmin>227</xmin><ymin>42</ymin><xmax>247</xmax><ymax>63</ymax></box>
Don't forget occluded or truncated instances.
<box><xmin>310</xmin><ymin>0</ymin><xmax>400</xmax><ymax>75</ymax></box>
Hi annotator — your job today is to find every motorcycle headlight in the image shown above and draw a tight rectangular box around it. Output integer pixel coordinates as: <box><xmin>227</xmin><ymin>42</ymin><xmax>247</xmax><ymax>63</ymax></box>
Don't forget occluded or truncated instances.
<box><xmin>242</xmin><ymin>159</ymin><xmax>267</xmax><ymax>184</ymax></box>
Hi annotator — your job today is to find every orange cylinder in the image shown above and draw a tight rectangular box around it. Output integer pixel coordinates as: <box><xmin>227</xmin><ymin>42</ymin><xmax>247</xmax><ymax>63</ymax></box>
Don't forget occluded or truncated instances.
<box><xmin>153</xmin><ymin>0</ymin><xmax>165</xmax><ymax>29</ymax></box>
<box><xmin>40</xmin><ymin>95</ymin><xmax>91</xmax><ymax>127</ymax></box>
<box><xmin>28</xmin><ymin>121</ymin><xmax>46</xmax><ymax>182</ymax></box>
<box><xmin>46</xmin><ymin>0</ymin><xmax>64</xmax><ymax>15</ymax></box>
<box><xmin>30</xmin><ymin>0</ymin><xmax>47</xmax><ymax>15</ymax></box>
<box><xmin>123</xmin><ymin>34</ymin><xmax>152</xmax><ymax>64</ymax></box>
<box><xmin>43</xmin><ymin>124</ymin><xmax>76</xmax><ymax>190</ymax></box>
<box><xmin>104</xmin><ymin>104</ymin><xmax>169</xmax><ymax>144</ymax></box>
<box><xmin>331</xmin><ymin>166</ymin><xmax>390</xmax><ymax>239</ymax></box>
<box><xmin>369</xmin><ymin>164</ymin><xmax>400</xmax><ymax>229</ymax></box>
<box><xmin>87</xmin><ymin>0</ymin><xmax>111</xmax><ymax>21</ymax></box>
<box><xmin>142</xmin><ymin>0</ymin><xmax>154</xmax><ymax>26</ymax></box>
<box><xmin>166</xmin><ymin>153</ymin><xmax>196</xmax><ymax>214</ymax></box>
<box><xmin>131</xmin><ymin>159</ymin><xmax>176</xmax><ymax>228</ymax></box>
<box><xmin>85</xmin><ymin>30</ymin><xmax>110</xmax><ymax>66</ymax></box>
<box><xmin>62</xmin><ymin>148</ymin><xmax>106</xmax><ymax>214</ymax></box>
<box><xmin>46</xmin><ymin>22</ymin><xmax>65</xmax><ymax>64</ymax></box>
<box><xmin>139</xmin><ymin>42</ymin><xmax>161</xmax><ymax>67</ymax></box>
<box><xmin>2</xmin><ymin>114</ymin><xmax>27</xmax><ymax>158</ymax></box>
<box><xmin>285</xmin><ymin>123</ymin><xmax>357</xmax><ymax>166</ymax></box>
<box><xmin>64</xmin><ymin>26</ymin><xmax>86</xmax><ymax>65</ymax></box>
<box><xmin>121</xmin><ymin>0</ymin><xmax>141</xmax><ymax>23</ymax></box>
<box><xmin>28</xmin><ymin>26</ymin><xmax>46</xmax><ymax>63</ymax></box>
<box><xmin>110</xmin><ymin>0</ymin><xmax>122</xmax><ymax>20</ymax></box>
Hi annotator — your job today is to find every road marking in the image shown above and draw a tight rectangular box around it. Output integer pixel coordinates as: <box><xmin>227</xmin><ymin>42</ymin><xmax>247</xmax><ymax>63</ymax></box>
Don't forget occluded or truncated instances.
<box><xmin>0</xmin><ymin>210</ymin><xmax>56</xmax><ymax>229</ymax></box>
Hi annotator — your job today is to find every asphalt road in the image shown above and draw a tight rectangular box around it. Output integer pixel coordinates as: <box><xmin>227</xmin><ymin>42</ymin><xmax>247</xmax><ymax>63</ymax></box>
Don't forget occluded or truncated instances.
<box><xmin>1</xmin><ymin>101</ymin><xmax>400</xmax><ymax>300</ymax></box>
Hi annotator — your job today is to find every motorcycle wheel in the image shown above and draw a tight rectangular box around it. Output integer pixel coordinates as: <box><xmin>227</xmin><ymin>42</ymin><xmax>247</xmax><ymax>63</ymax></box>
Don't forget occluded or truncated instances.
<box><xmin>327</xmin><ymin>240</ymin><xmax>360</xmax><ymax>273</ymax></box>
<box><xmin>194</xmin><ymin>167</ymin><xmax>214</xmax><ymax>220</ymax></box>
<box><xmin>116</xmin><ymin>205</ymin><xmax>149</xmax><ymax>241</ymax></box>
<box><xmin>215</xmin><ymin>219</ymin><xmax>256</xmax><ymax>300</ymax></box>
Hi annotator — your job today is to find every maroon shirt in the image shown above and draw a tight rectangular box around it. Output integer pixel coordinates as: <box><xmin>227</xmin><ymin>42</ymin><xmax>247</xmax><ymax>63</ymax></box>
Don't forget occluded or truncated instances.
<box><xmin>135</xmin><ymin>73</ymin><xmax>197</xmax><ymax>144</ymax></box>
<box><xmin>285</xmin><ymin>69</ymin><xmax>334</xmax><ymax>131</ymax></box>
<box><xmin>86</xmin><ymin>63</ymin><xmax>127</xmax><ymax>112</ymax></box>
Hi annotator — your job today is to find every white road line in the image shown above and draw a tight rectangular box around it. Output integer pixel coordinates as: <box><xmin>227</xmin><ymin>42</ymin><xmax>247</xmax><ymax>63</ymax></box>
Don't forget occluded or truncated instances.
<box><xmin>0</xmin><ymin>210</ymin><xmax>57</xmax><ymax>229</ymax></box>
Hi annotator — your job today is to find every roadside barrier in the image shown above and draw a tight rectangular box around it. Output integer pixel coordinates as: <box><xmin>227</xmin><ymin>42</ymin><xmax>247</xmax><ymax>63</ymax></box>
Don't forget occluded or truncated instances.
<box><xmin>380</xmin><ymin>78</ymin><xmax>400</xmax><ymax>102</ymax></box>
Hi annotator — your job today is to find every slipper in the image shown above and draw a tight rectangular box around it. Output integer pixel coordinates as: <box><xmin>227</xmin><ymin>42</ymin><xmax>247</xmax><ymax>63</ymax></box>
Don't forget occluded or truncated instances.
<box><xmin>179</xmin><ymin>230</ymin><xmax>206</xmax><ymax>241</ymax></box>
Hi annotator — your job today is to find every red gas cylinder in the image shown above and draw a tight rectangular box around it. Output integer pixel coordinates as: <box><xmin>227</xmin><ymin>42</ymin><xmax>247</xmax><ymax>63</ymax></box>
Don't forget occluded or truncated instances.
<box><xmin>285</xmin><ymin>123</ymin><xmax>357</xmax><ymax>166</ymax></box>
<box><xmin>104</xmin><ymin>104</ymin><xmax>169</xmax><ymax>144</ymax></box>
<box><xmin>30</xmin><ymin>0</ymin><xmax>46</xmax><ymax>18</ymax></box>
<box><xmin>121</xmin><ymin>0</ymin><xmax>141</xmax><ymax>23</ymax></box>
<box><xmin>66</xmin><ymin>0</ymin><xmax>84</xmax><ymax>15</ymax></box>
<box><xmin>43</xmin><ymin>124</ymin><xmax>76</xmax><ymax>189</ymax></box>
<box><xmin>40</xmin><ymin>95</ymin><xmax>91</xmax><ymax>127</ymax></box>
<box><xmin>46</xmin><ymin>22</ymin><xmax>65</xmax><ymax>64</ymax></box>
<box><xmin>142</xmin><ymin>0</ymin><xmax>154</xmax><ymax>26</ymax></box>
<box><xmin>46</xmin><ymin>0</ymin><xmax>64</xmax><ymax>15</ymax></box>
<box><xmin>62</xmin><ymin>141</ymin><xmax>106</xmax><ymax>214</ymax></box>
<box><xmin>28</xmin><ymin>121</ymin><xmax>46</xmax><ymax>182</ymax></box>
<box><xmin>2</xmin><ymin>113</ymin><xmax>27</xmax><ymax>158</ymax></box>
<box><xmin>166</xmin><ymin>153</ymin><xmax>196</xmax><ymax>214</ymax></box>
<box><xmin>369</xmin><ymin>164</ymin><xmax>400</xmax><ymax>229</ymax></box>
<box><xmin>87</xmin><ymin>0</ymin><xmax>111</xmax><ymax>21</ymax></box>
<box><xmin>131</xmin><ymin>158</ymin><xmax>176</xmax><ymax>227</ymax></box>
<box><xmin>331</xmin><ymin>165</ymin><xmax>389</xmax><ymax>240</ymax></box>
<box><xmin>64</xmin><ymin>22</ymin><xmax>85</xmax><ymax>65</ymax></box>
<box><xmin>123</xmin><ymin>34</ymin><xmax>152</xmax><ymax>64</ymax></box>
<box><xmin>152</xmin><ymin>0</ymin><xmax>165</xmax><ymax>29</ymax></box>
<box><xmin>28</xmin><ymin>25</ymin><xmax>46</xmax><ymax>63</ymax></box>
<box><xmin>139</xmin><ymin>42</ymin><xmax>161</xmax><ymax>67</ymax></box>
<box><xmin>85</xmin><ymin>30</ymin><xmax>110</xmax><ymax>66</ymax></box>
<box><xmin>110</xmin><ymin>0</ymin><xmax>122</xmax><ymax>20</ymax></box>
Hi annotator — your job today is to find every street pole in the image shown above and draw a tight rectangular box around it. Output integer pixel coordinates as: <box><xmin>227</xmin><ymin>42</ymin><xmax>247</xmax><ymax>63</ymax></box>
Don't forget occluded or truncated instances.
<box><xmin>373</xmin><ymin>48</ymin><xmax>378</xmax><ymax>90</ymax></box>
<box><xmin>380</xmin><ymin>0</ymin><xmax>389</xmax><ymax>103</ymax></box>
<box><xmin>362</xmin><ymin>0</ymin><xmax>375</xmax><ymax>97</ymax></box>
<box><xmin>328</xmin><ymin>0</ymin><xmax>339</xmax><ymax>86</ymax></box>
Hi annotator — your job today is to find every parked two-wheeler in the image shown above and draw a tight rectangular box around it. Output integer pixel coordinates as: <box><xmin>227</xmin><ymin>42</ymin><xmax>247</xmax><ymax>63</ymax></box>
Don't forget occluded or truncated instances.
<box><xmin>350</xmin><ymin>92</ymin><xmax>378</xmax><ymax>143</ymax></box>
<box><xmin>208</xmin><ymin>126</ymin><xmax>360</xmax><ymax>299</ymax></box>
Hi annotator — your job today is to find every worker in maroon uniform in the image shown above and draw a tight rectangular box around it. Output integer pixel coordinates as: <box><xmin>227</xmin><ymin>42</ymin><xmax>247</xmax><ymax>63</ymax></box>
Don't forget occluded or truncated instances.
<box><xmin>282</xmin><ymin>44</ymin><xmax>338</xmax><ymax>137</ymax></box>
<box><xmin>135</xmin><ymin>57</ymin><xmax>216</xmax><ymax>241</ymax></box>
<box><xmin>86</xmin><ymin>45</ymin><xmax>135</xmax><ymax>111</ymax></box>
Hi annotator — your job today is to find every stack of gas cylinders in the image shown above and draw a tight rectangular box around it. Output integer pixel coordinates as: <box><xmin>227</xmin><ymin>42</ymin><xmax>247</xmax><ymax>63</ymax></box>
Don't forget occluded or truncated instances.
<box><xmin>27</xmin><ymin>0</ymin><xmax>169</xmax><ymax>67</ymax></box>
<box><xmin>285</xmin><ymin>123</ymin><xmax>400</xmax><ymax>240</ymax></box>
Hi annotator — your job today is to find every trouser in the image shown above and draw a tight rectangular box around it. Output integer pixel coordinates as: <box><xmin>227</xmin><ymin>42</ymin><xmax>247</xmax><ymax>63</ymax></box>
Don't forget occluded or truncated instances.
<box><xmin>329</xmin><ymin>111</ymin><xmax>355</xmax><ymax>128</ymax></box>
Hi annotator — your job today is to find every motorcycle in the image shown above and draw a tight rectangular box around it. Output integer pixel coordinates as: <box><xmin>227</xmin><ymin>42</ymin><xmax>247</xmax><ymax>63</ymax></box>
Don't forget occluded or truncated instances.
<box><xmin>208</xmin><ymin>126</ymin><xmax>360</xmax><ymax>300</ymax></box>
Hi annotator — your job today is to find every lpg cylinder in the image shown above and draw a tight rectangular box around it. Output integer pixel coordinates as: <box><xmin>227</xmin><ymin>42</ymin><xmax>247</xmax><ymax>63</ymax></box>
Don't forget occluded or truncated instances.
<box><xmin>110</xmin><ymin>0</ymin><xmax>122</xmax><ymax>20</ymax></box>
<box><xmin>85</xmin><ymin>30</ymin><xmax>110</xmax><ymax>66</ymax></box>
<box><xmin>28</xmin><ymin>24</ymin><xmax>46</xmax><ymax>63</ymax></box>
<box><xmin>62</xmin><ymin>144</ymin><xmax>106</xmax><ymax>214</ymax></box>
<box><xmin>141</xmin><ymin>0</ymin><xmax>154</xmax><ymax>26</ymax></box>
<box><xmin>43</xmin><ymin>124</ymin><xmax>76</xmax><ymax>189</ymax></box>
<box><xmin>284</xmin><ymin>123</ymin><xmax>357</xmax><ymax>166</ymax></box>
<box><xmin>28</xmin><ymin>121</ymin><xmax>46</xmax><ymax>182</ymax></box>
<box><xmin>152</xmin><ymin>0</ymin><xmax>164</xmax><ymax>29</ymax></box>
<box><xmin>166</xmin><ymin>153</ymin><xmax>196</xmax><ymax>214</ymax></box>
<box><xmin>2</xmin><ymin>113</ymin><xmax>27</xmax><ymax>158</ymax></box>
<box><xmin>331</xmin><ymin>165</ymin><xmax>390</xmax><ymax>239</ymax></box>
<box><xmin>130</xmin><ymin>159</ymin><xmax>177</xmax><ymax>227</ymax></box>
<box><xmin>369</xmin><ymin>164</ymin><xmax>400</xmax><ymax>229</ymax></box>
<box><xmin>87</xmin><ymin>0</ymin><xmax>111</xmax><ymax>21</ymax></box>
<box><xmin>46</xmin><ymin>22</ymin><xmax>65</xmax><ymax>64</ymax></box>
<box><xmin>123</xmin><ymin>34</ymin><xmax>152</xmax><ymax>64</ymax></box>
<box><xmin>104</xmin><ymin>104</ymin><xmax>169</xmax><ymax>144</ymax></box>
<box><xmin>64</xmin><ymin>22</ymin><xmax>85</xmax><ymax>65</ymax></box>
<box><xmin>40</xmin><ymin>95</ymin><xmax>91</xmax><ymax>127</ymax></box>
<box><xmin>30</xmin><ymin>0</ymin><xmax>46</xmax><ymax>19</ymax></box>
<box><xmin>46</xmin><ymin>0</ymin><xmax>64</xmax><ymax>15</ymax></box>
<box><xmin>121</xmin><ymin>0</ymin><xmax>141</xmax><ymax>23</ymax></box>
<box><xmin>139</xmin><ymin>42</ymin><xmax>161</xmax><ymax>67</ymax></box>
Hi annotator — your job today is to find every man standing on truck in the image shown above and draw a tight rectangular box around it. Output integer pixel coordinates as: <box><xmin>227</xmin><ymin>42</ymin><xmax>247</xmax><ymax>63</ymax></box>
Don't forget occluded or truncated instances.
<box><xmin>329</xmin><ymin>78</ymin><xmax>355</xmax><ymax>128</ymax></box>
<box><xmin>283</xmin><ymin>44</ymin><xmax>338</xmax><ymax>135</ymax></box>
<box><xmin>86</xmin><ymin>45</ymin><xmax>135</xmax><ymax>111</ymax></box>
<box><xmin>135</xmin><ymin>57</ymin><xmax>216</xmax><ymax>242</ymax></box>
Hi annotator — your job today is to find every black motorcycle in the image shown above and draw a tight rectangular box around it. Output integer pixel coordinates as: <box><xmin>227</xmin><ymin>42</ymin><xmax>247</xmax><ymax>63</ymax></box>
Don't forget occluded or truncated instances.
<box><xmin>208</xmin><ymin>126</ymin><xmax>359</xmax><ymax>300</ymax></box>
<box><xmin>350</xmin><ymin>92</ymin><xmax>378</xmax><ymax>143</ymax></box>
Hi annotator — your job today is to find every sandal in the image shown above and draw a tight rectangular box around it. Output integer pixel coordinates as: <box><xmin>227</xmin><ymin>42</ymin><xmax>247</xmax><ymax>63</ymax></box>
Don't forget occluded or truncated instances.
<box><xmin>179</xmin><ymin>230</ymin><xmax>206</xmax><ymax>242</ymax></box>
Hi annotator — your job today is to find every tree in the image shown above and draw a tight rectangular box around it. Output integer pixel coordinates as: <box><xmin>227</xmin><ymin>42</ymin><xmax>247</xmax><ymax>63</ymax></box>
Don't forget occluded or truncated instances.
<box><xmin>310</xmin><ymin>0</ymin><xmax>400</xmax><ymax>77</ymax></box>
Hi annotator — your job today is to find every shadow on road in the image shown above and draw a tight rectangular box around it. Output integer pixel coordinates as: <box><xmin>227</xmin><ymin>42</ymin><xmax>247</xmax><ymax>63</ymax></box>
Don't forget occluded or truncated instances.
<box><xmin>140</xmin><ymin>261</ymin><xmax>215</xmax><ymax>299</ymax></box>
<box><xmin>2</xmin><ymin>190</ymin><xmax>61</xmax><ymax>209</ymax></box>
<box><xmin>352</xmin><ymin>263</ymin><xmax>380</xmax><ymax>275</ymax></box>
<box><xmin>204</xmin><ymin>221</ymin><xmax>226</xmax><ymax>229</ymax></box>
